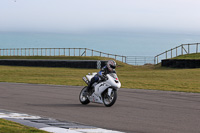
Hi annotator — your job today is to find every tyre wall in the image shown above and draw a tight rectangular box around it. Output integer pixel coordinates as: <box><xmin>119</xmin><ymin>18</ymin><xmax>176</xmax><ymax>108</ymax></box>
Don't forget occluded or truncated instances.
<box><xmin>161</xmin><ymin>59</ymin><xmax>200</xmax><ymax>68</ymax></box>
<box><xmin>0</xmin><ymin>59</ymin><xmax>107</xmax><ymax>69</ymax></box>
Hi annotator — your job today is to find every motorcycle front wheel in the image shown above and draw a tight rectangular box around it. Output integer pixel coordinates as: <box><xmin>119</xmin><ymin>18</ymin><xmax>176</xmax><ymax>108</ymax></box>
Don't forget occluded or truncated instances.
<box><xmin>102</xmin><ymin>89</ymin><xmax>117</xmax><ymax>107</ymax></box>
<box><xmin>79</xmin><ymin>86</ymin><xmax>90</xmax><ymax>105</ymax></box>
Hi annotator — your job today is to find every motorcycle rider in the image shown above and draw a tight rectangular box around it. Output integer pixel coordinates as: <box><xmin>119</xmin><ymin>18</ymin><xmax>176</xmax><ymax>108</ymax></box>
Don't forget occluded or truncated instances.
<box><xmin>87</xmin><ymin>60</ymin><xmax>117</xmax><ymax>94</ymax></box>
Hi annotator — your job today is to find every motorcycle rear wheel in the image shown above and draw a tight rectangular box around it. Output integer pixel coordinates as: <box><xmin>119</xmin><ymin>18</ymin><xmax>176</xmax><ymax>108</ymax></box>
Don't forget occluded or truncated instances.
<box><xmin>102</xmin><ymin>89</ymin><xmax>117</xmax><ymax>107</ymax></box>
<box><xmin>79</xmin><ymin>86</ymin><xmax>90</xmax><ymax>105</ymax></box>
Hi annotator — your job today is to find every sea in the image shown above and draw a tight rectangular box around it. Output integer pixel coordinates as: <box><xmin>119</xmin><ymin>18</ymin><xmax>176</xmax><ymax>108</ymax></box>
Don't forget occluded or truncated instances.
<box><xmin>0</xmin><ymin>31</ymin><xmax>200</xmax><ymax>57</ymax></box>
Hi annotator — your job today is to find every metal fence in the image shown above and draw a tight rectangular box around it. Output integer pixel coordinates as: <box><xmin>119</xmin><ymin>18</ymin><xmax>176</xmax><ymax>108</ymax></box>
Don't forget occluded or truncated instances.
<box><xmin>0</xmin><ymin>48</ymin><xmax>127</xmax><ymax>63</ymax></box>
<box><xmin>126</xmin><ymin>56</ymin><xmax>155</xmax><ymax>65</ymax></box>
<box><xmin>0</xmin><ymin>48</ymin><xmax>156</xmax><ymax>65</ymax></box>
<box><xmin>155</xmin><ymin>43</ymin><xmax>200</xmax><ymax>64</ymax></box>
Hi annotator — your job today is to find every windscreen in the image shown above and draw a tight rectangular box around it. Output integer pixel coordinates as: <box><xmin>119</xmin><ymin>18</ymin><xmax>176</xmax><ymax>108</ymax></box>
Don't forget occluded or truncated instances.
<box><xmin>109</xmin><ymin>73</ymin><xmax>118</xmax><ymax>80</ymax></box>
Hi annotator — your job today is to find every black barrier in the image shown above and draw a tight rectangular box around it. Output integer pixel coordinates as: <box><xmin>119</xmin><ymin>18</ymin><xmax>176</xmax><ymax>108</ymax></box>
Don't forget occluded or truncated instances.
<box><xmin>162</xmin><ymin>59</ymin><xmax>200</xmax><ymax>68</ymax></box>
<box><xmin>0</xmin><ymin>59</ymin><xmax>107</xmax><ymax>69</ymax></box>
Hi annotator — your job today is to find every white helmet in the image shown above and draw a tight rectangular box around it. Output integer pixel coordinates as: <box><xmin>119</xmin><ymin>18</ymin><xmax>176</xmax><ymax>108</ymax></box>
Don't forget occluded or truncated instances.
<box><xmin>107</xmin><ymin>60</ymin><xmax>116</xmax><ymax>72</ymax></box>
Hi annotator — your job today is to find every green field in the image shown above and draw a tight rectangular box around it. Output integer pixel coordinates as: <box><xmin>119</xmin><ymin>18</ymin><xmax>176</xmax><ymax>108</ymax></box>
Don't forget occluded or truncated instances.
<box><xmin>0</xmin><ymin>56</ymin><xmax>200</xmax><ymax>93</ymax></box>
<box><xmin>0</xmin><ymin>119</ymin><xmax>47</xmax><ymax>133</ymax></box>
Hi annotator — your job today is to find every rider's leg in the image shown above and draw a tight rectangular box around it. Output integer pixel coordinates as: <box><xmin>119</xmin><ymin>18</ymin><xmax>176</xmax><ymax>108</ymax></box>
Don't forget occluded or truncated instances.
<box><xmin>87</xmin><ymin>75</ymin><xmax>99</xmax><ymax>92</ymax></box>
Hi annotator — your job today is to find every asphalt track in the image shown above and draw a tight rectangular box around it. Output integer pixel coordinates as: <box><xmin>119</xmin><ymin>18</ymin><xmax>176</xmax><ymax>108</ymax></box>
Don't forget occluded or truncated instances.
<box><xmin>0</xmin><ymin>82</ymin><xmax>200</xmax><ymax>133</ymax></box>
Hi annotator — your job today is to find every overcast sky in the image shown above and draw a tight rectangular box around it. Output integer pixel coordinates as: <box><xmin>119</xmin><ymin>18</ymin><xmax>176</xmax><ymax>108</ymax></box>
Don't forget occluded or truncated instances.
<box><xmin>1</xmin><ymin>0</ymin><xmax>200</xmax><ymax>34</ymax></box>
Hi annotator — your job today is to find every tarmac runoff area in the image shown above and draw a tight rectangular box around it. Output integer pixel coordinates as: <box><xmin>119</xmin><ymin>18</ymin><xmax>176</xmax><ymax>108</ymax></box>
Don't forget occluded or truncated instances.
<box><xmin>0</xmin><ymin>82</ymin><xmax>200</xmax><ymax>133</ymax></box>
<box><xmin>0</xmin><ymin>109</ymin><xmax>124</xmax><ymax>133</ymax></box>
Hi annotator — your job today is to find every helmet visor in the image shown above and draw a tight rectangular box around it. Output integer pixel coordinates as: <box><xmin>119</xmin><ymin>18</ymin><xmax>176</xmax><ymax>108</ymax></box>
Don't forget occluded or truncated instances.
<box><xmin>110</xmin><ymin>65</ymin><xmax>116</xmax><ymax>69</ymax></box>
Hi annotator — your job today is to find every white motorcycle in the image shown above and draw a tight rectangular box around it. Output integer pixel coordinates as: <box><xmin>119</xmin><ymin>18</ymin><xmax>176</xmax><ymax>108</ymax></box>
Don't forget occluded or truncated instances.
<box><xmin>79</xmin><ymin>72</ymin><xmax>121</xmax><ymax>107</ymax></box>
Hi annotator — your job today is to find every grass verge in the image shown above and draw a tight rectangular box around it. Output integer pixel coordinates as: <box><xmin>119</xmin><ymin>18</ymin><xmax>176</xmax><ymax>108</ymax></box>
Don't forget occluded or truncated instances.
<box><xmin>0</xmin><ymin>56</ymin><xmax>200</xmax><ymax>93</ymax></box>
<box><xmin>0</xmin><ymin>119</ymin><xmax>48</xmax><ymax>133</ymax></box>
<box><xmin>173</xmin><ymin>53</ymin><xmax>200</xmax><ymax>59</ymax></box>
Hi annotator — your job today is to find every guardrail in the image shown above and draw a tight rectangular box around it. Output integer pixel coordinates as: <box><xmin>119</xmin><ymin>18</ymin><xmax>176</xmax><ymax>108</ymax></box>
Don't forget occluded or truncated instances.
<box><xmin>0</xmin><ymin>48</ymin><xmax>127</xmax><ymax>63</ymax></box>
<box><xmin>154</xmin><ymin>43</ymin><xmax>200</xmax><ymax>64</ymax></box>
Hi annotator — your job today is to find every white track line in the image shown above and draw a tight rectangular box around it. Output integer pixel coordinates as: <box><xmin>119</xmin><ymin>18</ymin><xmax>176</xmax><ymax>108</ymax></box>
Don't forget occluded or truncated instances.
<box><xmin>0</xmin><ymin>111</ymin><xmax>125</xmax><ymax>133</ymax></box>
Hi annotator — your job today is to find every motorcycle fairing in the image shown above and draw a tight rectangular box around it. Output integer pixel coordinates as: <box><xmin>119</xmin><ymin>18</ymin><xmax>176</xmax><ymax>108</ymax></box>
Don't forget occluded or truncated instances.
<box><xmin>94</xmin><ymin>82</ymin><xmax>111</xmax><ymax>96</ymax></box>
<box><xmin>88</xmin><ymin>82</ymin><xmax>111</xmax><ymax>104</ymax></box>
<box><xmin>89</xmin><ymin>93</ymin><xmax>103</xmax><ymax>104</ymax></box>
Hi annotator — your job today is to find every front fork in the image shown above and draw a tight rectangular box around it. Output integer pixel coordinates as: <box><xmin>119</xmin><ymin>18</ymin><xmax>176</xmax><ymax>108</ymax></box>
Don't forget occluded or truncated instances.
<box><xmin>108</xmin><ymin>88</ymin><xmax>113</xmax><ymax>96</ymax></box>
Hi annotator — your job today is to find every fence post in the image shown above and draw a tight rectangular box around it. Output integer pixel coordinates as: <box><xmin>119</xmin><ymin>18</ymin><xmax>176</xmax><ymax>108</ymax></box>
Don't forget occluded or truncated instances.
<box><xmin>171</xmin><ymin>49</ymin><xmax>172</xmax><ymax>58</ymax></box>
<box><xmin>122</xmin><ymin>56</ymin><xmax>123</xmax><ymax>63</ymax></box>
<box><xmin>188</xmin><ymin>44</ymin><xmax>190</xmax><ymax>54</ymax></box>
<box><xmin>58</xmin><ymin>48</ymin><xmax>60</xmax><ymax>56</ymax></box>
<box><xmin>0</xmin><ymin>49</ymin><xmax>1</xmax><ymax>56</ymax></box>
<box><xmin>197</xmin><ymin>43</ymin><xmax>199</xmax><ymax>53</ymax></box>
<box><xmin>166</xmin><ymin>51</ymin><xmax>167</xmax><ymax>59</ymax></box>
<box><xmin>79</xmin><ymin>48</ymin><xmax>80</xmax><ymax>56</ymax></box>
<box><xmin>85</xmin><ymin>48</ymin><xmax>86</xmax><ymax>56</ymax></box>
<box><xmin>10</xmin><ymin>49</ymin><xmax>11</xmax><ymax>56</ymax></box>
<box><xmin>92</xmin><ymin>50</ymin><xmax>93</xmax><ymax>56</ymax></box>
<box><xmin>69</xmin><ymin>48</ymin><xmax>70</xmax><ymax>56</ymax></box>
<box><xmin>157</xmin><ymin>56</ymin><xmax>159</xmax><ymax>64</ymax></box>
<box><xmin>135</xmin><ymin>57</ymin><xmax>137</xmax><ymax>65</ymax></box>
<box><xmin>45</xmin><ymin>48</ymin><xmax>47</xmax><ymax>56</ymax></box>
<box><xmin>181</xmin><ymin>45</ymin><xmax>183</xmax><ymax>55</ymax></box>
<box><xmin>32</xmin><ymin>48</ymin><xmax>34</xmax><ymax>56</ymax></box>
<box><xmin>125</xmin><ymin>56</ymin><xmax>127</xmax><ymax>63</ymax></box>
<box><xmin>41</xmin><ymin>48</ymin><xmax>42</xmax><ymax>56</ymax></box>
<box><xmin>176</xmin><ymin>47</ymin><xmax>177</xmax><ymax>57</ymax></box>
<box><xmin>64</xmin><ymin>48</ymin><xmax>65</xmax><ymax>56</ymax></box>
